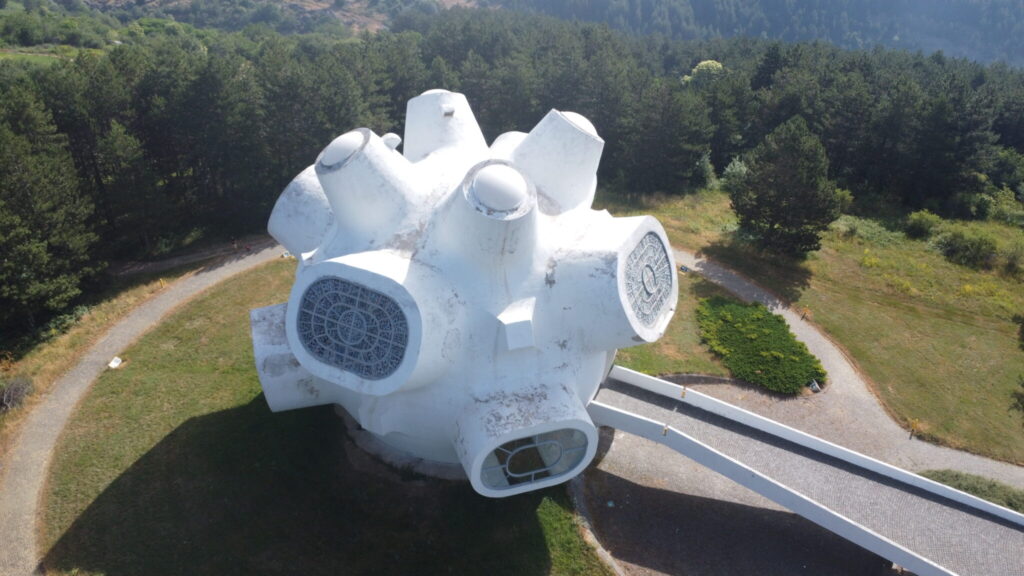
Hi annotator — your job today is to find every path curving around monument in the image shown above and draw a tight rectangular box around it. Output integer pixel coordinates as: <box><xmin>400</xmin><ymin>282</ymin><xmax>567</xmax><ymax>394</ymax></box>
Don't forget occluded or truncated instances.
<box><xmin>0</xmin><ymin>242</ymin><xmax>281</xmax><ymax>576</ymax></box>
<box><xmin>671</xmin><ymin>248</ymin><xmax>1023</xmax><ymax>489</ymax></box>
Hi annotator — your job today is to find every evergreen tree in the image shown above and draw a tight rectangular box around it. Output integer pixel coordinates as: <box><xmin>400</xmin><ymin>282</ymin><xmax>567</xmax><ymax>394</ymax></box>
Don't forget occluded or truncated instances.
<box><xmin>729</xmin><ymin>116</ymin><xmax>839</xmax><ymax>256</ymax></box>
<box><xmin>0</xmin><ymin>89</ymin><xmax>98</xmax><ymax>333</ymax></box>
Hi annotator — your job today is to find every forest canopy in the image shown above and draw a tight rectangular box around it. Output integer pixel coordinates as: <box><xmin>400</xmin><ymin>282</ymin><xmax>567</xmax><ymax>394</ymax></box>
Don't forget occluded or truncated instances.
<box><xmin>1</xmin><ymin>6</ymin><xmax>1023</xmax><ymax>339</ymax></box>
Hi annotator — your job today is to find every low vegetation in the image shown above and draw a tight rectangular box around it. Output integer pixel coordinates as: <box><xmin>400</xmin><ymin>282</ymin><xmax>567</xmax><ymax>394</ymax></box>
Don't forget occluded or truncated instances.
<box><xmin>695</xmin><ymin>297</ymin><xmax>825</xmax><ymax>394</ymax></box>
<box><xmin>43</xmin><ymin>260</ymin><xmax>610</xmax><ymax>576</ymax></box>
<box><xmin>920</xmin><ymin>470</ymin><xmax>1024</xmax><ymax>513</ymax></box>
<box><xmin>615</xmin><ymin>272</ymin><xmax>729</xmax><ymax>377</ymax></box>
<box><xmin>0</xmin><ymin>374</ymin><xmax>32</xmax><ymax>412</ymax></box>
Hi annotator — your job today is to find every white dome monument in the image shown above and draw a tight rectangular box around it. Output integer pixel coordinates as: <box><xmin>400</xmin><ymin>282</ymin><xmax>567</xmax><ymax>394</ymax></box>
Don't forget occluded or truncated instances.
<box><xmin>251</xmin><ymin>89</ymin><xmax>677</xmax><ymax>497</ymax></box>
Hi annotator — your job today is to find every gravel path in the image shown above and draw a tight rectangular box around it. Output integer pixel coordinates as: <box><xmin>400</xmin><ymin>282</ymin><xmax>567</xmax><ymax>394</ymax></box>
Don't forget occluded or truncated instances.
<box><xmin>0</xmin><ymin>243</ymin><xmax>281</xmax><ymax>576</ymax></box>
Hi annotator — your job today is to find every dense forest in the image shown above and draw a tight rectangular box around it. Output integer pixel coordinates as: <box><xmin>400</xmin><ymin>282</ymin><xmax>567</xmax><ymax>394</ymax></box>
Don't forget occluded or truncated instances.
<box><xmin>12</xmin><ymin>0</ymin><xmax>1024</xmax><ymax>66</ymax></box>
<box><xmin>491</xmin><ymin>0</ymin><xmax>1024</xmax><ymax>67</ymax></box>
<box><xmin>1</xmin><ymin>5</ymin><xmax>1024</xmax><ymax>341</ymax></box>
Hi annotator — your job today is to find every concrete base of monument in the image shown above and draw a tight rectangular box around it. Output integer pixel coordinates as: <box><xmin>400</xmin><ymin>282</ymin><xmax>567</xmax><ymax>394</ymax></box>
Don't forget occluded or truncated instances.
<box><xmin>333</xmin><ymin>405</ymin><xmax>468</xmax><ymax>481</ymax></box>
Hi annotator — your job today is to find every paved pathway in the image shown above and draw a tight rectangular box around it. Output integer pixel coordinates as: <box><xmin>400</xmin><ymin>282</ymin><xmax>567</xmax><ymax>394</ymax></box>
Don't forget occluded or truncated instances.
<box><xmin>0</xmin><ymin>242</ymin><xmax>280</xmax><ymax>576</ymax></box>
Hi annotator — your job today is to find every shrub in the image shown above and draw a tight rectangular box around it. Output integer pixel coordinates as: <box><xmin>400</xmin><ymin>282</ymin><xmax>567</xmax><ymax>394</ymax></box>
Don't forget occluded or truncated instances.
<box><xmin>920</xmin><ymin>470</ymin><xmax>1024</xmax><ymax>513</ymax></box>
<box><xmin>935</xmin><ymin>227</ymin><xmax>998</xmax><ymax>269</ymax></box>
<box><xmin>990</xmin><ymin>186</ymin><xmax>1024</xmax><ymax>228</ymax></box>
<box><xmin>696</xmin><ymin>297</ymin><xmax>826</xmax><ymax>394</ymax></box>
<box><xmin>0</xmin><ymin>375</ymin><xmax>33</xmax><ymax>412</ymax></box>
<box><xmin>905</xmin><ymin>210</ymin><xmax>942</xmax><ymax>239</ymax></box>
<box><xmin>720</xmin><ymin>157</ymin><xmax>748</xmax><ymax>195</ymax></box>
<box><xmin>835</xmin><ymin>188</ymin><xmax>854</xmax><ymax>214</ymax></box>
<box><xmin>1002</xmin><ymin>240</ymin><xmax>1024</xmax><ymax>277</ymax></box>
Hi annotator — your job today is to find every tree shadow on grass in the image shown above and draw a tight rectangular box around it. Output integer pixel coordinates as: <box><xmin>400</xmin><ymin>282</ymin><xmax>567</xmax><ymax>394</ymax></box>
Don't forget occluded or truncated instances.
<box><xmin>582</xmin><ymin>469</ymin><xmax>896</xmax><ymax>576</ymax></box>
<box><xmin>699</xmin><ymin>236</ymin><xmax>812</xmax><ymax>305</ymax></box>
<box><xmin>44</xmin><ymin>396</ymin><xmax>559</xmax><ymax>576</ymax></box>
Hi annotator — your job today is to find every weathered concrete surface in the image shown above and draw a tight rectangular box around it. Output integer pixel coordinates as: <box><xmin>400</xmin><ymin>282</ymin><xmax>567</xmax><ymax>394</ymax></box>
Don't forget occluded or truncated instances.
<box><xmin>0</xmin><ymin>242</ymin><xmax>280</xmax><ymax>576</ymax></box>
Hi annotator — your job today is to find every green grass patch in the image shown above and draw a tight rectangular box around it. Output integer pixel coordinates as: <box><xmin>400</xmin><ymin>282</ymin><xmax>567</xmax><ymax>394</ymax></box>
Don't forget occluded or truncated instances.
<box><xmin>920</xmin><ymin>470</ymin><xmax>1024</xmax><ymax>513</ymax></box>
<box><xmin>0</xmin><ymin>50</ymin><xmax>62</xmax><ymax>65</ymax></box>
<box><xmin>615</xmin><ymin>273</ymin><xmax>729</xmax><ymax>377</ymax></box>
<box><xmin>43</xmin><ymin>260</ymin><xmax>610</xmax><ymax>576</ymax></box>
<box><xmin>695</xmin><ymin>296</ymin><xmax>825</xmax><ymax>394</ymax></box>
<box><xmin>605</xmin><ymin>188</ymin><xmax>1024</xmax><ymax>462</ymax></box>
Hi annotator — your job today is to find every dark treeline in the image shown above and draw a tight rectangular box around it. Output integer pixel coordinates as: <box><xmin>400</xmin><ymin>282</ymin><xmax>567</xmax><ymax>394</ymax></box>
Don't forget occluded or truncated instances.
<box><xmin>490</xmin><ymin>0</ymin><xmax>1024</xmax><ymax>67</ymax></box>
<box><xmin>2</xmin><ymin>7</ymin><xmax>1024</xmax><ymax>339</ymax></box>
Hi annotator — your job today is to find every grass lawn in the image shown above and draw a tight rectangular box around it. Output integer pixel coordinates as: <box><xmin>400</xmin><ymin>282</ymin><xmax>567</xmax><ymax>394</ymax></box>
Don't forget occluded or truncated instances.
<box><xmin>42</xmin><ymin>259</ymin><xmax>611</xmax><ymax>576</ymax></box>
<box><xmin>615</xmin><ymin>272</ymin><xmax>730</xmax><ymax>377</ymax></box>
<box><xmin>597</xmin><ymin>188</ymin><xmax>1024</xmax><ymax>464</ymax></box>
<box><xmin>0</xmin><ymin>51</ymin><xmax>63</xmax><ymax>65</ymax></box>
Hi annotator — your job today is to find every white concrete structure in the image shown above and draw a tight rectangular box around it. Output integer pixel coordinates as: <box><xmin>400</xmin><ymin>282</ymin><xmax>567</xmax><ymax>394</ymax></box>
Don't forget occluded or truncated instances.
<box><xmin>251</xmin><ymin>89</ymin><xmax>678</xmax><ymax>497</ymax></box>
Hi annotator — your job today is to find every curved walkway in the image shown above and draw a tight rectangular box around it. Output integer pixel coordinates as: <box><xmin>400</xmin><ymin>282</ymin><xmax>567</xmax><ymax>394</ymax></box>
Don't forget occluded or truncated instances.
<box><xmin>0</xmin><ymin>242</ymin><xmax>280</xmax><ymax>576</ymax></box>
<box><xmin>671</xmin><ymin>248</ymin><xmax>1023</xmax><ymax>489</ymax></box>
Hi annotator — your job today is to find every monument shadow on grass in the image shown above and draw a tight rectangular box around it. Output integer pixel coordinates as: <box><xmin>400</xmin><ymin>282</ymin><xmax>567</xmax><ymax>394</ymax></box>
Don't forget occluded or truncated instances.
<box><xmin>44</xmin><ymin>396</ymin><xmax>561</xmax><ymax>576</ymax></box>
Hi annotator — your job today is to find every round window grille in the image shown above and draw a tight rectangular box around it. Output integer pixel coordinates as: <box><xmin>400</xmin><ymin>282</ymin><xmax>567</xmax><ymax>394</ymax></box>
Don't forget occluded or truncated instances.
<box><xmin>624</xmin><ymin>232</ymin><xmax>673</xmax><ymax>327</ymax></box>
<box><xmin>297</xmin><ymin>277</ymin><xmax>409</xmax><ymax>380</ymax></box>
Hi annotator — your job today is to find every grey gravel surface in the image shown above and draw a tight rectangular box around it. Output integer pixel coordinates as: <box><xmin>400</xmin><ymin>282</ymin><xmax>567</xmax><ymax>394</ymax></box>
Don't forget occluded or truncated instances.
<box><xmin>0</xmin><ymin>242</ymin><xmax>280</xmax><ymax>576</ymax></box>
<box><xmin>596</xmin><ymin>381</ymin><xmax>1024</xmax><ymax>576</ymax></box>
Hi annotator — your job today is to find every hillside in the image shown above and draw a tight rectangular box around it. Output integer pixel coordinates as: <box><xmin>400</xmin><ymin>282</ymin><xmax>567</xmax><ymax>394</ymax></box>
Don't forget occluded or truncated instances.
<box><xmin>490</xmin><ymin>0</ymin><xmax>1024</xmax><ymax>67</ymax></box>
<box><xmin>78</xmin><ymin>0</ymin><xmax>478</xmax><ymax>32</ymax></box>
<box><xmin>69</xmin><ymin>0</ymin><xmax>1024</xmax><ymax>65</ymax></box>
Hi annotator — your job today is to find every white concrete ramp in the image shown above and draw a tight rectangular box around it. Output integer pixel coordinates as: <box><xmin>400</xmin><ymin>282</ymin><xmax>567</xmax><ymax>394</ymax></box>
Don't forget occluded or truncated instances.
<box><xmin>591</xmin><ymin>366</ymin><xmax>1024</xmax><ymax>576</ymax></box>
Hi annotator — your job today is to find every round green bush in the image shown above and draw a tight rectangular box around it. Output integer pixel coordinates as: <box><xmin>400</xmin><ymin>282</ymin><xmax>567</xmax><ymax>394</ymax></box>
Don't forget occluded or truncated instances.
<box><xmin>905</xmin><ymin>210</ymin><xmax>942</xmax><ymax>239</ymax></box>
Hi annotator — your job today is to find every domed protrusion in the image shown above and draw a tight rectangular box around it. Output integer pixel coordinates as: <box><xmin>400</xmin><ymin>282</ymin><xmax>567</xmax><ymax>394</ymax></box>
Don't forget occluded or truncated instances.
<box><xmin>382</xmin><ymin>133</ymin><xmax>402</xmax><ymax>151</ymax></box>
<box><xmin>489</xmin><ymin>131</ymin><xmax>528</xmax><ymax>161</ymax></box>
<box><xmin>422</xmin><ymin>161</ymin><xmax>538</xmax><ymax>282</ymax></box>
<box><xmin>512</xmin><ymin>110</ymin><xmax>604</xmax><ymax>215</ymax></box>
<box><xmin>468</xmin><ymin>163</ymin><xmax>530</xmax><ymax>216</ymax></box>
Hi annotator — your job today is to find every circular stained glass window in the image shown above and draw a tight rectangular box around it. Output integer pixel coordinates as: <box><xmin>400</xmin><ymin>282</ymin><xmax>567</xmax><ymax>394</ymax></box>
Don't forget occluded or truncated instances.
<box><xmin>297</xmin><ymin>277</ymin><xmax>409</xmax><ymax>380</ymax></box>
<box><xmin>624</xmin><ymin>232</ymin><xmax>673</xmax><ymax>327</ymax></box>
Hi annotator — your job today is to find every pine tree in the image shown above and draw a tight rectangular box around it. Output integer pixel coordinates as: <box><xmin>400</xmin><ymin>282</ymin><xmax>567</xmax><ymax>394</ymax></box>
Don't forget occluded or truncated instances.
<box><xmin>0</xmin><ymin>89</ymin><xmax>98</xmax><ymax>333</ymax></box>
<box><xmin>729</xmin><ymin>116</ymin><xmax>840</xmax><ymax>256</ymax></box>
